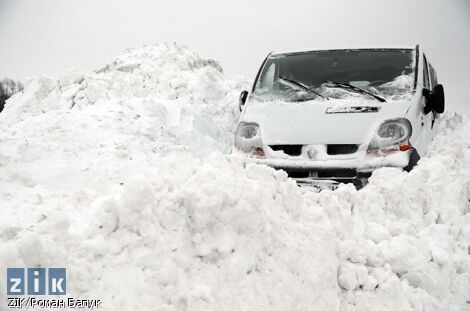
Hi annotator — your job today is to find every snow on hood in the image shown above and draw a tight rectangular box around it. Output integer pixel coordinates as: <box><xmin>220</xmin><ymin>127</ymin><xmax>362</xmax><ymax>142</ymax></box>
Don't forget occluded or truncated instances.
<box><xmin>242</xmin><ymin>98</ymin><xmax>411</xmax><ymax>145</ymax></box>
<box><xmin>0</xmin><ymin>44</ymin><xmax>469</xmax><ymax>311</ymax></box>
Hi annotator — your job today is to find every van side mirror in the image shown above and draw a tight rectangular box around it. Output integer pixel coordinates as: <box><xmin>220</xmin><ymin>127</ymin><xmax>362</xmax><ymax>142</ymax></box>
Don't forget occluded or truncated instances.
<box><xmin>423</xmin><ymin>84</ymin><xmax>445</xmax><ymax>114</ymax></box>
<box><xmin>430</xmin><ymin>84</ymin><xmax>445</xmax><ymax>113</ymax></box>
<box><xmin>239</xmin><ymin>90</ymin><xmax>249</xmax><ymax>111</ymax></box>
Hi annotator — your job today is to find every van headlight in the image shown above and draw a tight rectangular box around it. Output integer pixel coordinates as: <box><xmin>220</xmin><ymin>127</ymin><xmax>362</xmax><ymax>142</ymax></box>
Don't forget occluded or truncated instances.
<box><xmin>368</xmin><ymin>118</ymin><xmax>412</xmax><ymax>153</ymax></box>
<box><xmin>235</xmin><ymin>122</ymin><xmax>265</xmax><ymax>157</ymax></box>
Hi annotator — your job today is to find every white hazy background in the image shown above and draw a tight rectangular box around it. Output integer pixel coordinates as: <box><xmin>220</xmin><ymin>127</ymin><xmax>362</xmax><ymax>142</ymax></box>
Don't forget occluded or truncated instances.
<box><xmin>0</xmin><ymin>0</ymin><xmax>469</xmax><ymax>115</ymax></box>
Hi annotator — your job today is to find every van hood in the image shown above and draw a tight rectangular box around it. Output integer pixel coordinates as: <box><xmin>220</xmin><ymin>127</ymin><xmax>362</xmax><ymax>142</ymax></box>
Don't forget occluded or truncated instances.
<box><xmin>242</xmin><ymin>99</ymin><xmax>411</xmax><ymax>145</ymax></box>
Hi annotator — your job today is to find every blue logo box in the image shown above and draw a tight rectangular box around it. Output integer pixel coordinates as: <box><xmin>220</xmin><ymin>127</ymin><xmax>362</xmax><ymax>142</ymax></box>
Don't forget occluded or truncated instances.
<box><xmin>6</xmin><ymin>268</ymin><xmax>66</xmax><ymax>296</ymax></box>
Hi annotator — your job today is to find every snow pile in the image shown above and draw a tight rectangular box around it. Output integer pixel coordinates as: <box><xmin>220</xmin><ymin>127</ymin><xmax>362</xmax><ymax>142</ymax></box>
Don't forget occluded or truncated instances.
<box><xmin>1</xmin><ymin>43</ymin><xmax>247</xmax><ymax>154</ymax></box>
<box><xmin>0</xmin><ymin>44</ymin><xmax>469</xmax><ymax>311</ymax></box>
<box><xmin>1</xmin><ymin>154</ymin><xmax>341</xmax><ymax>310</ymax></box>
<box><xmin>0</xmin><ymin>44</ymin><xmax>247</xmax><ymax>195</ymax></box>
<box><xmin>319</xmin><ymin>113</ymin><xmax>470</xmax><ymax>310</ymax></box>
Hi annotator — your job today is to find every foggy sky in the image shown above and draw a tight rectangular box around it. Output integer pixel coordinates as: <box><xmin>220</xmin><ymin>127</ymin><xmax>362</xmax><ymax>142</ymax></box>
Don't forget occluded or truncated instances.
<box><xmin>0</xmin><ymin>0</ymin><xmax>469</xmax><ymax>115</ymax></box>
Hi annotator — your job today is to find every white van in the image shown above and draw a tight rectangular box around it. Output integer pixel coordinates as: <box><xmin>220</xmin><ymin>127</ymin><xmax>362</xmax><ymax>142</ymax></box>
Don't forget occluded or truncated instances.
<box><xmin>234</xmin><ymin>45</ymin><xmax>445</xmax><ymax>188</ymax></box>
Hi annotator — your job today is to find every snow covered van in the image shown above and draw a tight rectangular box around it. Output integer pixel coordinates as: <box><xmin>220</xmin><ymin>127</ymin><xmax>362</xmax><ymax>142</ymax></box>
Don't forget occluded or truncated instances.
<box><xmin>234</xmin><ymin>45</ymin><xmax>445</xmax><ymax>188</ymax></box>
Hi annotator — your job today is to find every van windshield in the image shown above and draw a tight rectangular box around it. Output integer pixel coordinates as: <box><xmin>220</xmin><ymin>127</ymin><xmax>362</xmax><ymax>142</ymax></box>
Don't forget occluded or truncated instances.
<box><xmin>253</xmin><ymin>48</ymin><xmax>415</xmax><ymax>102</ymax></box>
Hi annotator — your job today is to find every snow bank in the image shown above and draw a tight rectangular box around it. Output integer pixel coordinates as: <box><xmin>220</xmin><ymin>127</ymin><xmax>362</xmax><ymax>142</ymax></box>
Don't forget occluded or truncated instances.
<box><xmin>320</xmin><ymin>113</ymin><xmax>470</xmax><ymax>310</ymax></box>
<box><xmin>0</xmin><ymin>44</ymin><xmax>469</xmax><ymax>311</ymax></box>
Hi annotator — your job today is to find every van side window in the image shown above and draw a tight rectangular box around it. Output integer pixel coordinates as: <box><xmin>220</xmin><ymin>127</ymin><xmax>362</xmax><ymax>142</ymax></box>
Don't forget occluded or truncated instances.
<box><xmin>423</xmin><ymin>55</ymin><xmax>430</xmax><ymax>89</ymax></box>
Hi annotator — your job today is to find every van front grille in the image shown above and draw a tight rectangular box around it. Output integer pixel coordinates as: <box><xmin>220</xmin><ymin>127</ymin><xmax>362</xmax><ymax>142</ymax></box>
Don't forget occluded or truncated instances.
<box><xmin>285</xmin><ymin>170</ymin><xmax>310</xmax><ymax>178</ymax></box>
<box><xmin>270</xmin><ymin>144</ymin><xmax>359</xmax><ymax>156</ymax></box>
<box><xmin>326</xmin><ymin>144</ymin><xmax>359</xmax><ymax>155</ymax></box>
<box><xmin>269</xmin><ymin>145</ymin><xmax>303</xmax><ymax>156</ymax></box>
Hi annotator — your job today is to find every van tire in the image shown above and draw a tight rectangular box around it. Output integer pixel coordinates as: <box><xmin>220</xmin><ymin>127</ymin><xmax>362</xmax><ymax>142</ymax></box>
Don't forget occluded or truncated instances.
<box><xmin>405</xmin><ymin>148</ymin><xmax>421</xmax><ymax>172</ymax></box>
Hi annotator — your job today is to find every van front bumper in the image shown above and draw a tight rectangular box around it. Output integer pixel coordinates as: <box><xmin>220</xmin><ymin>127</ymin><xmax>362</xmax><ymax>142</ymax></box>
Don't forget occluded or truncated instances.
<box><xmin>239</xmin><ymin>148</ymin><xmax>420</xmax><ymax>188</ymax></box>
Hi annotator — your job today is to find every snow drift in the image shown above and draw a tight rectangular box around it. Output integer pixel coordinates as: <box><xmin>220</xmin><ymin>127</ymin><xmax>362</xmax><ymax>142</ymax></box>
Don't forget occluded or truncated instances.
<box><xmin>0</xmin><ymin>43</ymin><xmax>469</xmax><ymax>311</ymax></box>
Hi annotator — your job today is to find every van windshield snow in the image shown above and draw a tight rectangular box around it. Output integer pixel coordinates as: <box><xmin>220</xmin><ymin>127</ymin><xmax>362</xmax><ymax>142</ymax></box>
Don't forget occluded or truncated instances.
<box><xmin>253</xmin><ymin>48</ymin><xmax>415</xmax><ymax>102</ymax></box>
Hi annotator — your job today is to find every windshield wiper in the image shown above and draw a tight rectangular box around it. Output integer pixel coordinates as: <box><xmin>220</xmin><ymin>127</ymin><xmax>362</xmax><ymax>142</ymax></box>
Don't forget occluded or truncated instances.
<box><xmin>324</xmin><ymin>81</ymin><xmax>386</xmax><ymax>103</ymax></box>
<box><xmin>278</xmin><ymin>76</ymin><xmax>329</xmax><ymax>100</ymax></box>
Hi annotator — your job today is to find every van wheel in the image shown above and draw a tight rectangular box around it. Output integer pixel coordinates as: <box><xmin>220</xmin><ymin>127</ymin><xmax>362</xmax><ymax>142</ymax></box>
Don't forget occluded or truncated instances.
<box><xmin>354</xmin><ymin>172</ymin><xmax>372</xmax><ymax>190</ymax></box>
<box><xmin>405</xmin><ymin>148</ymin><xmax>421</xmax><ymax>172</ymax></box>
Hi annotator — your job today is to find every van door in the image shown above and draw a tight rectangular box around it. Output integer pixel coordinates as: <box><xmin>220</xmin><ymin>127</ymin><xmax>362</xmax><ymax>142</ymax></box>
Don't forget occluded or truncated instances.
<box><xmin>422</xmin><ymin>54</ymin><xmax>434</xmax><ymax>147</ymax></box>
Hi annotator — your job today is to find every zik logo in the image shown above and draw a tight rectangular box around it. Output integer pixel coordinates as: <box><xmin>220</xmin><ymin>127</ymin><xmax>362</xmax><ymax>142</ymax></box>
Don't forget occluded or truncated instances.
<box><xmin>6</xmin><ymin>268</ymin><xmax>66</xmax><ymax>296</ymax></box>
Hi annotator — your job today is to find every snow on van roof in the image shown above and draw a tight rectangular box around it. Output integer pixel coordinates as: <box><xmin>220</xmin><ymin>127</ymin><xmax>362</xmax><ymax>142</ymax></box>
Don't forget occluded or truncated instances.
<box><xmin>270</xmin><ymin>45</ymin><xmax>416</xmax><ymax>56</ymax></box>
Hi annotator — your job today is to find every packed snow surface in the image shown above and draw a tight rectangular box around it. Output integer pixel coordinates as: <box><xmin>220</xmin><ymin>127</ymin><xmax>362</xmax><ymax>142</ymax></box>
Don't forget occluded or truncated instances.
<box><xmin>0</xmin><ymin>43</ymin><xmax>469</xmax><ymax>310</ymax></box>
